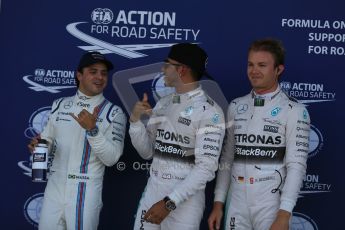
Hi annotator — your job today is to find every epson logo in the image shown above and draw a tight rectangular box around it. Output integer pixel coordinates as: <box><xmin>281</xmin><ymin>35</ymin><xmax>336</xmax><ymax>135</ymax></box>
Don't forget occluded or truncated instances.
<box><xmin>35</xmin><ymin>69</ymin><xmax>45</xmax><ymax>77</ymax></box>
<box><xmin>91</xmin><ymin>8</ymin><xmax>114</xmax><ymax>24</ymax></box>
<box><xmin>264</xmin><ymin>125</ymin><xmax>278</xmax><ymax>133</ymax></box>
<box><xmin>296</xmin><ymin>141</ymin><xmax>309</xmax><ymax>148</ymax></box>
<box><xmin>203</xmin><ymin>145</ymin><xmax>219</xmax><ymax>151</ymax></box>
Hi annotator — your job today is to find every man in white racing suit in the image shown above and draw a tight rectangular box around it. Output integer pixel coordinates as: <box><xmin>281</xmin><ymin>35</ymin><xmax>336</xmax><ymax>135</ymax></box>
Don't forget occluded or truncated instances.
<box><xmin>28</xmin><ymin>52</ymin><xmax>126</xmax><ymax>230</ymax></box>
<box><xmin>208</xmin><ymin>39</ymin><xmax>311</xmax><ymax>230</ymax></box>
<box><xmin>129</xmin><ymin>43</ymin><xmax>225</xmax><ymax>230</ymax></box>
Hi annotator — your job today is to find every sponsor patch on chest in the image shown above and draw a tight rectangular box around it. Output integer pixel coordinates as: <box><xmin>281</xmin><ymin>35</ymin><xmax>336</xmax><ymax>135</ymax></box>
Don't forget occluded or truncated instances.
<box><xmin>263</xmin><ymin>125</ymin><xmax>279</xmax><ymax>133</ymax></box>
<box><xmin>178</xmin><ymin>116</ymin><xmax>191</xmax><ymax>126</ymax></box>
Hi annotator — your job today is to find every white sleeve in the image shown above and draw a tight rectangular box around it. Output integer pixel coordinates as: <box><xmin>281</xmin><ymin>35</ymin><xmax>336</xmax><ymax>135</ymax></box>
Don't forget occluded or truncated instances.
<box><xmin>214</xmin><ymin>102</ymin><xmax>236</xmax><ymax>203</ymax></box>
<box><xmin>280</xmin><ymin>105</ymin><xmax>310</xmax><ymax>212</ymax></box>
<box><xmin>129</xmin><ymin>121</ymin><xmax>154</xmax><ymax>160</ymax></box>
<box><xmin>40</xmin><ymin>98</ymin><xmax>64</xmax><ymax>148</ymax></box>
<box><xmin>129</xmin><ymin>110</ymin><xmax>160</xmax><ymax>160</ymax></box>
<box><xmin>87</xmin><ymin>107</ymin><xmax>127</xmax><ymax>167</ymax></box>
<box><xmin>168</xmin><ymin>108</ymin><xmax>225</xmax><ymax>206</ymax></box>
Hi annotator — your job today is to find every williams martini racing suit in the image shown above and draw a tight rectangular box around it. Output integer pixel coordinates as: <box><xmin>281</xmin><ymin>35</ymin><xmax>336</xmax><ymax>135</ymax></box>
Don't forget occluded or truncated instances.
<box><xmin>129</xmin><ymin>87</ymin><xmax>225</xmax><ymax>230</ymax></box>
<box><xmin>38</xmin><ymin>91</ymin><xmax>126</xmax><ymax>230</ymax></box>
<box><xmin>214</xmin><ymin>87</ymin><xmax>310</xmax><ymax>230</ymax></box>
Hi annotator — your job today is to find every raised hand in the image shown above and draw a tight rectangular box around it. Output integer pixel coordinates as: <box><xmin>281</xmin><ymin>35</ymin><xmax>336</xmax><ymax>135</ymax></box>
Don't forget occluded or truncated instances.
<box><xmin>70</xmin><ymin>107</ymin><xmax>98</xmax><ymax>130</ymax></box>
<box><xmin>130</xmin><ymin>93</ymin><xmax>152</xmax><ymax>122</ymax></box>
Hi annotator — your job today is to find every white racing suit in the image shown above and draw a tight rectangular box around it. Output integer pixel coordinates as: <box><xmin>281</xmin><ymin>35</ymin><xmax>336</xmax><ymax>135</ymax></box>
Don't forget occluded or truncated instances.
<box><xmin>39</xmin><ymin>91</ymin><xmax>126</xmax><ymax>230</ymax></box>
<box><xmin>129</xmin><ymin>87</ymin><xmax>225</xmax><ymax>230</ymax></box>
<box><xmin>214</xmin><ymin>87</ymin><xmax>310</xmax><ymax>230</ymax></box>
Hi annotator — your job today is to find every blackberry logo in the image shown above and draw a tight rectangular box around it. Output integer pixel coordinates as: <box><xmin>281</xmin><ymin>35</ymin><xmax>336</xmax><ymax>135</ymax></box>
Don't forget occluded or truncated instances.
<box><xmin>91</xmin><ymin>8</ymin><xmax>113</xmax><ymax>24</ymax></box>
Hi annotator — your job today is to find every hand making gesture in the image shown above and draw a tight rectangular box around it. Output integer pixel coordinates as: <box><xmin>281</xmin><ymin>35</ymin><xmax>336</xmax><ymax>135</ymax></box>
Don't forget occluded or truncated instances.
<box><xmin>130</xmin><ymin>93</ymin><xmax>152</xmax><ymax>122</ymax></box>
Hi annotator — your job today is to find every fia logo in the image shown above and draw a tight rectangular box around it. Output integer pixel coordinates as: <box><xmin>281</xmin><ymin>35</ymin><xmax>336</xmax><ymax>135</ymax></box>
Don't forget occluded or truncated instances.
<box><xmin>280</xmin><ymin>81</ymin><xmax>291</xmax><ymax>91</ymax></box>
<box><xmin>91</xmin><ymin>8</ymin><xmax>114</xmax><ymax>24</ymax></box>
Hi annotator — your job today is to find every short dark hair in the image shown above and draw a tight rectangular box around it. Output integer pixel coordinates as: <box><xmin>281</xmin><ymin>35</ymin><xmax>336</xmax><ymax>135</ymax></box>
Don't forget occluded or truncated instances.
<box><xmin>75</xmin><ymin>51</ymin><xmax>113</xmax><ymax>88</ymax></box>
<box><xmin>248</xmin><ymin>38</ymin><xmax>285</xmax><ymax>67</ymax></box>
<box><xmin>75</xmin><ymin>69</ymin><xmax>83</xmax><ymax>88</ymax></box>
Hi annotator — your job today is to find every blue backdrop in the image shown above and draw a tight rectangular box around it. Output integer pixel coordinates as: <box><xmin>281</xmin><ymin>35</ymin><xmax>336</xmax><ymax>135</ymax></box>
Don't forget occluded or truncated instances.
<box><xmin>1</xmin><ymin>0</ymin><xmax>344</xmax><ymax>229</ymax></box>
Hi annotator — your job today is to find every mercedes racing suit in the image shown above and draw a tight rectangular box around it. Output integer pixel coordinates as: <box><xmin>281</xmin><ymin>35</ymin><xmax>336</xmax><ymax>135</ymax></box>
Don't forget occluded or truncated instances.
<box><xmin>39</xmin><ymin>91</ymin><xmax>126</xmax><ymax>230</ymax></box>
<box><xmin>129</xmin><ymin>87</ymin><xmax>225</xmax><ymax>230</ymax></box>
<box><xmin>214</xmin><ymin>87</ymin><xmax>310</xmax><ymax>230</ymax></box>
